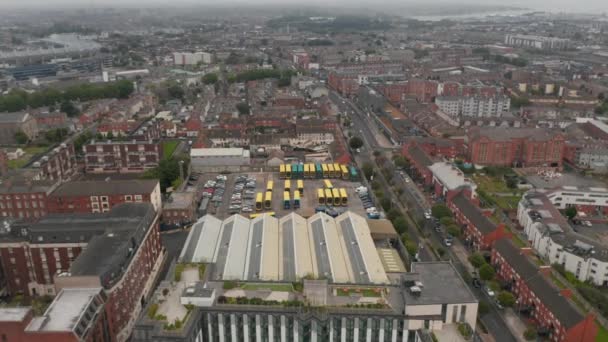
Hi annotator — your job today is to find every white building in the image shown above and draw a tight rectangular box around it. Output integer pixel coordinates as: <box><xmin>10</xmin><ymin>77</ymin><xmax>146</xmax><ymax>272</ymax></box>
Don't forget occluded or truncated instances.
<box><xmin>435</xmin><ymin>95</ymin><xmax>510</xmax><ymax>119</ymax></box>
<box><xmin>504</xmin><ymin>34</ymin><xmax>571</xmax><ymax>50</ymax></box>
<box><xmin>173</xmin><ymin>51</ymin><xmax>213</xmax><ymax>66</ymax></box>
<box><xmin>428</xmin><ymin>162</ymin><xmax>477</xmax><ymax>198</ymax></box>
<box><xmin>190</xmin><ymin>148</ymin><xmax>250</xmax><ymax>171</ymax></box>
<box><xmin>517</xmin><ymin>189</ymin><xmax>608</xmax><ymax>286</ymax></box>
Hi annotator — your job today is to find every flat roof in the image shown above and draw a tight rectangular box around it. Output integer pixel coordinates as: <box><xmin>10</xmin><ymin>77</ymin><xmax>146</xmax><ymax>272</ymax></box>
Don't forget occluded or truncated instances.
<box><xmin>51</xmin><ymin>179</ymin><xmax>158</xmax><ymax>197</ymax></box>
<box><xmin>182</xmin><ymin>211</ymin><xmax>389</xmax><ymax>284</ymax></box>
<box><xmin>190</xmin><ymin>148</ymin><xmax>249</xmax><ymax>157</ymax></box>
<box><xmin>405</xmin><ymin>262</ymin><xmax>477</xmax><ymax>305</ymax></box>
<box><xmin>0</xmin><ymin>307</ymin><xmax>30</xmax><ymax>322</ymax></box>
<box><xmin>26</xmin><ymin>288</ymin><xmax>102</xmax><ymax>333</ymax></box>
<box><xmin>429</xmin><ymin>162</ymin><xmax>477</xmax><ymax>192</ymax></box>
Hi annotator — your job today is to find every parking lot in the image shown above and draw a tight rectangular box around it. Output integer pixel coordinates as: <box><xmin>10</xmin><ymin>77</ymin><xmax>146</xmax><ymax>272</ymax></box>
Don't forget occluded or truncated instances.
<box><xmin>196</xmin><ymin>171</ymin><xmax>371</xmax><ymax>219</ymax></box>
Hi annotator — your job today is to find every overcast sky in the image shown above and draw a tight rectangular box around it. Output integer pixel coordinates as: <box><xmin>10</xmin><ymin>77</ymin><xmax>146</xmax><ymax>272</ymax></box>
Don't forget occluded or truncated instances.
<box><xmin>0</xmin><ymin>0</ymin><xmax>606</xmax><ymax>13</ymax></box>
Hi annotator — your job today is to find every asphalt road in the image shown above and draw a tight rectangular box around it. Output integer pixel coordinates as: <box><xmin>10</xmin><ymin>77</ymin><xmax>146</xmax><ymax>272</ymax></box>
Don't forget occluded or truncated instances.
<box><xmin>329</xmin><ymin>89</ymin><xmax>518</xmax><ymax>342</ymax></box>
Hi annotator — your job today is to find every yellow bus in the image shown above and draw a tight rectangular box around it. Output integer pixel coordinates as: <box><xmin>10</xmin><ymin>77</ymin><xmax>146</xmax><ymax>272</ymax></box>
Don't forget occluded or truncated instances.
<box><xmin>323</xmin><ymin>180</ymin><xmax>333</xmax><ymax>189</ymax></box>
<box><xmin>333</xmin><ymin>163</ymin><xmax>341</xmax><ymax>178</ymax></box>
<box><xmin>339</xmin><ymin>188</ymin><xmax>348</xmax><ymax>206</ymax></box>
<box><xmin>296</xmin><ymin>179</ymin><xmax>304</xmax><ymax>196</ymax></box>
<box><xmin>332</xmin><ymin>188</ymin><xmax>341</xmax><ymax>206</ymax></box>
<box><xmin>286</xmin><ymin>164</ymin><xmax>292</xmax><ymax>179</ymax></box>
<box><xmin>322</xmin><ymin>164</ymin><xmax>329</xmax><ymax>178</ymax></box>
<box><xmin>283</xmin><ymin>191</ymin><xmax>291</xmax><ymax>209</ymax></box>
<box><xmin>304</xmin><ymin>164</ymin><xmax>310</xmax><ymax>179</ymax></box>
<box><xmin>250</xmin><ymin>212</ymin><xmax>276</xmax><ymax>219</ymax></box>
<box><xmin>328</xmin><ymin>163</ymin><xmax>335</xmax><ymax>178</ymax></box>
<box><xmin>266</xmin><ymin>180</ymin><xmax>274</xmax><ymax>192</ymax></box>
<box><xmin>255</xmin><ymin>192</ymin><xmax>264</xmax><ymax>211</ymax></box>
<box><xmin>317</xmin><ymin>188</ymin><xmax>325</xmax><ymax>205</ymax></box>
<box><xmin>340</xmin><ymin>164</ymin><xmax>349</xmax><ymax>180</ymax></box>
<box><xmin>308</xmin><ymin>163</ymin><xmax>315</xmax><ymax>178</ymax></box>
<box><xmin>264</xmin><ymin>191</ymin><xmax>272</xmax><ymax>210</ymax></box>
<box><xmin>294</xmin><ymin>190</ymin><xmax>301</xmax><ymax>209</ymax></box>
<box><xmin>284</xmin><ymin>180</ymin><xmax>291</xmax><ymax>192</ymax></box>
<box><xmin>279</xmin><ymin>164</ymin><xmax>286</xmax><ymax>179</ymax></box>
<box><xmin>325</xmin><ymin>188</ymin><xmax>333</xmax><ymax>206</ymax></box>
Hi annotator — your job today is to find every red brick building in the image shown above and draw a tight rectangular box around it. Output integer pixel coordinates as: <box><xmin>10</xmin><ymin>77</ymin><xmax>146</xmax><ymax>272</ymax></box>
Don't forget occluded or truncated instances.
<box><xmin>466</xmin><ymin>127</ymin><xmax>565</xmax><ymax>168</ymax></box>
<box><xmin>402</xmin><ymin>142</ymin><xmax>434</xmax><ymax>185</ymax></box>
<box><xmin>447</xmin><ymin>191</ymin><xmax>509</xmax><ymax>250</ymax></box>
<box><xmin>492</xmin><ymin>239</ymin><xmax>598</xmax><ymax>342</ymax></box>
<box><xmin>83</xmin><ymin>140</ymin><xmax>161</xmax><ymax>173</ymax></box>
<box><xmin>32</xmin><ymin>143</ymin><xmax>77</xmax><ymax>182</ymax></box>
<box><xmin>32</xmin><ymin>110</ymin><xmax>68</xmax><ymax>130</ymax></box>
<box><xmin>161</xmin><ymin>191</ymin><xmax>197</xmax><ymax>226</ymax></box>
<box><xmin>406</xmin><ymin>79</ymin><xmax>438</xmax><ymax>103</ymax></box>
<box><xmin>47</xmin><ymin>179</ymin><xmax>162</xmax><ymax>214</ymax></box>
<box><xmin>328</xmin><ymin>72</ymin><xmax>359</xmax><ymax>96</ymax></box>
<box><xmin>0</xmin><ymin>179</ymin><xmax>55</xmax><ymax>221</ymax></box>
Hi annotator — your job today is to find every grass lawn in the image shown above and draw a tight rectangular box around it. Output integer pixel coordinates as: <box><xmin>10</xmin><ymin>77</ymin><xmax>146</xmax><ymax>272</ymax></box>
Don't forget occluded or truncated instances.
<box><xmin>241</xmin><ymin>283</ymin><xmax>294</xmax><ymax>292</ymax></box>
<box><xmin>597</xmin><ymin>324</ymin><xmax>608</xmax><ymax>342</ymax></box>
<box><xmin>7</xmin><ymin>146</ymin><xmax>49</xmax><ymax>169</ymax></box>
<box><xmin>336</xmin><ymin>288</ymin><xmax>383</xmax><ymax>297</ymax></box>
<box><xmin>162</xmin><ymin>140</ymin><xmax>180</xmax><ymax>159</ymax></box>
<box><xmin>473</xmin><ymin>174</ymin><xmax>523</xmax><ymax>195</ymax></box>
<box><xmin>494</xmin><ymin>195</ymin><xmax>522</xmax><ymax>210</ymax></box>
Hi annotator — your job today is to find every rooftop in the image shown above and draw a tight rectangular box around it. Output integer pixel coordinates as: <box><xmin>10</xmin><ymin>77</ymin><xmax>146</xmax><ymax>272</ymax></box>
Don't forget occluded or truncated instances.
<box><xmin>164</xmin><ymin>191</ymin><xmax>196</xmax><ymax>210</ymax></box>
<box><xmin>404</xmin><ymin>262</ymin><xmax>477</xmax><ymax>305</ymax></box>
<box><xmin>0</xmin><ymin>307</ymin><xmax>30</xmax><ymax>322</ymax></box>
<box><xmin>179</xmin><ymin>212</ymin><xmax>390</xmax><ymax>284</ymax></box>
<box><xmin>190</xmin><ymin>147</ymin><xmax>250</xmax><ymax>158</ymax></box>
<box><xmin>429</xmin><ymin>162</ymin><xmax>477</xmax><ymax>193</ymax></box>
<box><xmin>451</xmin><ymin>192</ymin><xmax>497</xmax><ymax>235</ymax></box>
<box><xmin>50</xmin><ymin>179</ymin><xmax>158</xmax><ymax>197</ymax></box>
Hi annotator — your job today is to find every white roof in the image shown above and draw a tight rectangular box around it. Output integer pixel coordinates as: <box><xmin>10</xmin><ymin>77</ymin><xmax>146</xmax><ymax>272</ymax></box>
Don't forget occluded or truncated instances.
<box><xmin>222</xmin><ymin>215</ymin><xmax>252</xmax><ymax>280</ymax></box>
<box><xmin>179</xmin><ymin>215</ymin><xmax>223</xmax><ymax>263</ymax></box>
<box><xmin>429</xmin><ymin>162</ymin><xmax>477</xmax><ymax>192</ymax></box>
<box><xmin>191</xmin><ymin>148</ymin><xmax>248</xmax><ymax>157</ymax></box>
<box><xmin>0</xmin><ymin>307</ymin><xmax>30</xmax><ymax>322</ymax></box>
<box><xmin>26</xmin><ymin>288</ymin><xmax>102</xmax><ymax>332</ymax></box>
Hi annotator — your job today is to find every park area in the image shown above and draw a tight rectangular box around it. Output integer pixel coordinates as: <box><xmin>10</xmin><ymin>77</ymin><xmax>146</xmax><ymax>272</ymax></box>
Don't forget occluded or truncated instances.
<box><xmin>471</xmin><ymin>171</ymin><xmax>524</xmax><ymax>211</ymax></box>
<box><xmin>7</xmin><ymin>146</ymin><xmax>48</xmax><ymax>169</ymax></box>
<box><xmin>162</xmin><ymin>140</ymin><xmax>180</xmax><ymax>160</ymax></box>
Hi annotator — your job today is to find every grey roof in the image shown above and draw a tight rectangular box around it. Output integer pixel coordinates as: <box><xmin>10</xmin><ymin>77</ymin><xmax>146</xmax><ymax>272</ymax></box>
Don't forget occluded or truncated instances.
<box><xmin>405</xmin><ymin>262</ymin><xmax>477</xmax><ymax>305</ymax></box>
<box><xmin>407</xmin><ymin>144</ymin><xmax>433</xmax><ymax>167</ymax></box>
<box><xmin>51</xmin><ymin>179</ymin><xmax>158</xmax><ymax>197</ymax></box>
<box><xmin>452</xmin><ymin>192</ymin><xmax>497</xmax><ymax>235</ymax></box>
<box><xmin>494</xmin><ymin>239</ymin><xmax>538</xmax><ymax>280</ymax></box>
<box><xmin>0</xmin><ymin>112</ymin><xmax>29</xmax><ymax>123</ymax></box>
<box><xmin>469</xmin><ymin>127</ymin><xmax>562</xmax><ymax>142</ymax></box>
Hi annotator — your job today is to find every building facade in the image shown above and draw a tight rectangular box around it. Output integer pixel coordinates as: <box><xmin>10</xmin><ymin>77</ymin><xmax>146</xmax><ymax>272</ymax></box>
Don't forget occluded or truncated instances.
<box><xmin>0</xmin><ymin>112</ymin><xmax>39</xmax><ymax>145</ymax></box>
<box><xmin>505</xmin><ymin>34</ymin><xmax>571</xmax><ymax>50</ymax></box>
<box><xmin>83</xmin><ymin>140</ymin><xmax>161</xmax><ymax>173</ymax></box>
<box><xmin>435</xmin><ymin>95</ymin><xmax>510</xmax><ymax>119</ymax></box>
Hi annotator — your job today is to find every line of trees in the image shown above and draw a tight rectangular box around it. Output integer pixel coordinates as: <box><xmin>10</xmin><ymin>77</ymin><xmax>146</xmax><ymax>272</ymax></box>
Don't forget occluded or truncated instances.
<box><xmin>0</xmin><ymin>80</ymin><xmax>134</xmax><ymax>113</ymax></box>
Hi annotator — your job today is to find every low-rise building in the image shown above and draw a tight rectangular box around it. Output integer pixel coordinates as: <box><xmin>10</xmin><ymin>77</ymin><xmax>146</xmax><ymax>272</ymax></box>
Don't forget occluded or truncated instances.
<box><xmin>28</xmin><ymin>142</ymin><xmax>77</xmax><ymax>182</ymax></box>
<box><xmin>0</xmin><ymin>179</ymin><xmax>56</xmax><ymax>220</ymax></box>
<box><xmin>435</xmin><ymin>95</ymin><xmax>510</xmax><ymax>119</ymax></box>
<box><xmin>47</xmin><ymin>179</ymin><xmax>162</xmax><ymax>214</ymax></box>
<box><xmin>162</xmin><ymin>191</ymin><xmax>197</xmax><ymax>226</ymax></box>
<box><xmin>492</xmin><ymin>239</ymin><xmax>597</xmax><ymax>342</ymax></box>
<box><xmin>428</xmin><ymin>162</ymin><xmax>477</xmax><ymax>200</ymax></box>
<box><xmin>505</xmin><ymin>34</ymin><xmax>571</xmax><ymax>50</ymax></box>
<box><xmin>402</xmin><ymin>142</ymin><xmax>435</xmax><ymax>185</ymax></box>
<box><xmin>0</xmin><ymin>112</ymin><xmax>39</xmax><ymax>145</ymax></box>
<box><xmin>190</xmin><ymin>148</ymin><xmax>250</xmax><ymax>172</ymax></box>
<box><xmin>83</xmin><ymin>140</ymin><xmax>161</xmax><ymax>173</ymax></box>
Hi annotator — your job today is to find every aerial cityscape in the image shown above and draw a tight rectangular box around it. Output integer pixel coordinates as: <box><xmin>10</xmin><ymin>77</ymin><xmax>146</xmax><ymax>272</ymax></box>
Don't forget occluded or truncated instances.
<box><xmin>0</xmin><ymin>1</ymin><xmax>607</xmax><ymax>341</ymax></box>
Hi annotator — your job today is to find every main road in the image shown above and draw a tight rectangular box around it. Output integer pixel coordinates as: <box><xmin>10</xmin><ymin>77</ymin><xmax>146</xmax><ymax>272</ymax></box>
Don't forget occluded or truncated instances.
<box><xmin>330</xmin><ymin>88</ymin><xmax>518</xmax><ymax>342</ymax></box>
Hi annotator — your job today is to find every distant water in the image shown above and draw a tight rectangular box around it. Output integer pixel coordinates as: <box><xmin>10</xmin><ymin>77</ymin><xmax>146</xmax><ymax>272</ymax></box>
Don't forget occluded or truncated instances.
<box><xmin>408</xmin><ymin>10</ymin><xmax>532</xmax><ymax>21</ymax></box>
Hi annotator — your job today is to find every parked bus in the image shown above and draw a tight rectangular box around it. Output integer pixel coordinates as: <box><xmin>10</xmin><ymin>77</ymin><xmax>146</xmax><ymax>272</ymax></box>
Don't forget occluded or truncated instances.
<box><xmin>315</xmin><ymin>163</ymin><xmax>323</xmax><ymax>179</ymax></box>
<box><xmin>284</xmin><ymin>180</ymin><xmax>291</xmax><ymax>192</ymax></box>
<box><xmin>333</xmin><ymin>163</ymin><xmax>341</xmax><ymax>178</ymax></box>
<box><xmin>323</xmin><ymin>180</ymin><xmax>333</xmax><ymax>189</ymax></box>
<box><xmin>299</xmin><ymin>164</ymin><xmax>305</xmax><ymax>179</ymax></box>
<box><xmin>279</xmin><ymin>164</ymin><xmax>286</xmax><ymax>179</ymax></box>
<box><xmin>291</xmin><ymin>164</ymin><xmax>298</xmax><ymax>179</ymax></box>
<box><xmin>349</xmin><ymin>166</ymin><xmax>359</xmax><ymax>181</ymax></box>
<box><xmin>250</xmin><ymin>212</ymin><xmax>275</xmax><ymax>219</ymax></box>
<box><xmin>328</xmin><ymin>163</ymin><xmax>335</xmax><ymax>178</ymax></box>
<box><xmin>266</xmin><ymin>181</ymin><xmax>274</xmax><ymax>192</ymax></box>
<box><xmin>307</xmin><ymin>163</ymin><xmax>315</xmax><ymax>178</ymax></box>
<box><xmin>255</xmin><ymin>192</ymin><xmax>264</xmax><ymax>211</ymax></box>
<box><xmin>339</xmin><ymin>188</ymin><xmax>348</xmax><ymax>206</ymax></box>
<box><xmin>286</xmin><ymin>164</ymin><xmax>292</xmax><ymax>179</ymax></box>
<box><xmin>325</xmin><ymin>188</ymin><xmax>333</xmax><ymax>206</ymax></box>
<box><xmin>294</xmin><ymin>190</ymin><xmax>301</xmax><ymax>209</ymax></box>
<box><xmin>296</xmin><ymin>179</ymin><xmax>304</xmax><ymax>196</ymax></box>
<box><xmin>332</xmin><ymin>188</ymin><xmax>341</xmax><ymax>206</ymax></box>
<box><xmin>340</xmin><ymin>164</ymin><xmax>349</xmax><ymax>180</ymax></box>
<box><xmin>322</xmin><ymin>164</ymin><xmax>329</xmax><ymax>178</ymax></box>
<box><xmin>317</xmin><ymin>188</ymin><xmax>325</xmax><ymax>205</ymax></box>
<box><xmin>283</xmin><ymin>191</ymin><xmax>291</xmax><ymax>209</ymax></box>
<box><xmin>264</xmin><ymin>191</ymin><xmax>272</xmax><ymax>210</ymax></box>
<box><xmin>304</xmin><ymin>164</ymin><xmax>310</xmax><ymax>179</ymax></box>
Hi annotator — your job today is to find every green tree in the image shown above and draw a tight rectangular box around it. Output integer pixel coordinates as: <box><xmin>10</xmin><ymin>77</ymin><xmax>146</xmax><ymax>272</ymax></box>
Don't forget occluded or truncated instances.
<box><xmin>446</xmin><ymin>224</ymin><xmax>461</xmax><ymax>238</ymax></box>
<box><xmin>523</xmin><ymin>328</ymin><xmax>537</xmax><ymax>341</ymax></box>
<box><xmin>202</xmin><ymin>73</ymin><xmax>219</xmax><ymax>85</ymax></box>
<box><xmin>14</xmin><ymin>131</ymin><xmax>28</xmax><ymax>144</ymax></box>
<box><xmin>393</xmin><ymin>156</ymin><xmax>410</xmax><ymax>169</ymax></box>
<box><xmin>236</xmin><ymin>102</ymin><xmax>250</xmax><ymax>115</ymax></box>
<box><xmin>479</xmin><ymin>264</ymin><xmax>495</xmax><ymax>281</ymax></box>
<box><xmin>431</xmin><ymin>204</ymin><xmax>452</xmax><ymax>219</ymax></box>
<box><xmin>349</xmin><ymin>136</ymin><xmax>364</xmax><ymax>149</ymax></box>
<box><xmin>393</xmin><ymin>216</ymin><xmax>408</xmax><ymax>233</ymax></box>
<box><xmin>440</xmin><ymin>216</ymin><xmax>454</xmax><ymax>226</ymax></box>
<box><xmin>565</xmin><ymin>206</ymin><xmax>577</xmax><ymax>220</ymax></box>
<box><xmin>469</xmin><ymin>253</ymin><xmax>486</xmax><ymax>268</ymax></box>
<box><xmin>497</xmin><ymin>291</ymin><xmax>516</xmax><ymax>307</ymax></box>
<box><xmin>380</xmin><ymin>197</ymin><xmax>392</xmax><ymax>211</ymax></box>
<box><xmin>478</xmin><ymin>300</ymin><xmax>490</xmax><ymax>315</ymax></box>
<box><xmin>168</xmin><ymin>84</ymin><xmax>185</xmax><ymax>100</ymax></box>
<box><xmin>362</xmin><ymin>162</ymin><xmax>374</xmax><ymax>180</ymax></box>
<box><xmin>60</xmin><ymin>100</ymin><xmax>79</xmax><ymax>117</ymax></box>
<box><xmin>386</xmin><ymin>208</ymin><xmax>400</xmax><ymax>221</ymax></box>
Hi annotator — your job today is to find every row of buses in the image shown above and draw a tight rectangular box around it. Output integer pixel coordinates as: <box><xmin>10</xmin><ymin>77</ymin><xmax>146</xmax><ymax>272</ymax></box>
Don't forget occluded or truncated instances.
<box><xmin>279</xmin><ymin>163</ymin><xmax>358</xmax><ymax>180</ymax></box>
<box><xmin>255</xmin><ymin>180</ymin><xmax>304</xmax><ymax>211</ymax></box>
<box><xmin>282</xmin><ymin>179</ymin><xmax>304</xmax><ymax>195</ymax></box>
<box><xmin>317</xmin><ymin>188</ymin><xmax>348</xmax><ymax>207</ymax></box>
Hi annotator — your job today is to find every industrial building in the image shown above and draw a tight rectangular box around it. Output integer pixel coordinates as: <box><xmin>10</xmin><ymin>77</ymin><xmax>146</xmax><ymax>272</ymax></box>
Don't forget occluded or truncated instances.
<box><xmin>179</xmin><ymin>212</ymin><xmax>389</xmax><ymax>284</ymax></box>
<box><xmin>190</xmin><ymin>148</ymin><xmax>251</xmax><ymax>171</ymax></box>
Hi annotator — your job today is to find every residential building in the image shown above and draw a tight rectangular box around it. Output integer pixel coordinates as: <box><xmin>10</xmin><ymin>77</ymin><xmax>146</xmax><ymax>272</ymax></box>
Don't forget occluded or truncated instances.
<box><xmin>32</xmin><ymin>110</ymin><xmax>69</xmax><ymax>130</ymax></box>
<box><xmin>47</xmin><ymin>179</ymin><xmax>162</xmax><ymax>214</ymax></box>
<box><xmin>435</xmin><ymin>95</ymin><xmax>510</xmax><ymax>119</ymax></box>
<box><xmin>518</xmin><ymin>189</ymin><xmax>608</xmax><ymax>286</ymax></box>
<box><xmin>466</xmin><ymin>127</ymin><xmax>565</xmax><ymax>168</ymax></box>
<box><xmin>28</xmin><ymin>143</ymin><xmax>77</xmax><ymax>182</ymax></box>
<box><xmin>428</xmin><ymin>162</ymin><xmax>477</xmax><ymax>199</ymax></box>
<box><xmin>173</xmin><ymin>51</ymin><xmax>213</xmax><ymax>65</ymax></box>
<box><xmin>0</xmin><ymin>203</ymin><xmax>164</xmax><ymax>341</ymax></box>
<box><xmin>447</xmin><ymin>191</ymin><xmax>509</xmax><ymax>250</ymax></box>
<box><xmin>83</xmin><ymin>140</ymin><xmax>161</xmax><ymax>173</ymax></box>
<box><xmin>0</xmin><ymin>112</ymin><xmax>39</xmax><ymax>145</ymax></box>
<box><xmin>133</xmin><ymin>212</ymin><xmax>478</xmax><ymax>342</ymax></box>
<box><xmin>190</xmin><ymin>148</ymin><xmax>251</xmax><ymax>172</ymax></box>
<box><xmin>505</xmin><ymin>34</ymin><xmax>571</xmax><ymax>50</ymax></box>
<box><xmin>402</xmin><ymin>142</ymin><xmax>435</xmax><ymax>185</ymax></box>
<box><xmin>0</xmin><ymin>179</ymin><xmax>56</xmax><ymax>220</ymax></box>
<box><xmin>492</xmin><ymin>239</ymin><xmax>597</xmax><ymax>342</ymax></box>
<box><xmin>574</xmin><ymin>147</ymin><xmax>608</xmax><ymax>172</ymax></box>
<box><xmin>162</xmin><ymin>191</ymin><xmax>197</xmax><ymax>226</ymax></box>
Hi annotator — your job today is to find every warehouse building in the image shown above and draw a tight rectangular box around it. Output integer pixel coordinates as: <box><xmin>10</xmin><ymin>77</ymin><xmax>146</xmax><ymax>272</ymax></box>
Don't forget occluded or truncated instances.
<box><xmin>190</xmin><ymin>148</ymin><xmax>251</xmax><ymax>172</ymax></box>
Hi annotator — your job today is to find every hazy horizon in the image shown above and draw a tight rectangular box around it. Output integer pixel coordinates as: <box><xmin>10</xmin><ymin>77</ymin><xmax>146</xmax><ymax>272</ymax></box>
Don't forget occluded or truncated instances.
<box><xmin>0</xmin><ymin>0</ymin><xmax>606</xmax><ymax>14</ymax></box>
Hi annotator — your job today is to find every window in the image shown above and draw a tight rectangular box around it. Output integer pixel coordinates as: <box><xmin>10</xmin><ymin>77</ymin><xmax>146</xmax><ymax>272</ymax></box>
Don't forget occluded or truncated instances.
<box><xmin>135</xmin><ymin>195</ymin><xmax>142</xmax><ymax>201</ymax></box>
<box><xmin>101</xmin><ymin>196</ymin><xmax>108</xmax><ymax>202</ymax></box>
<box><xmin>125</xmin><ymin>195</ymin><xmax>133</xmax><ymax>201</ymax></box>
